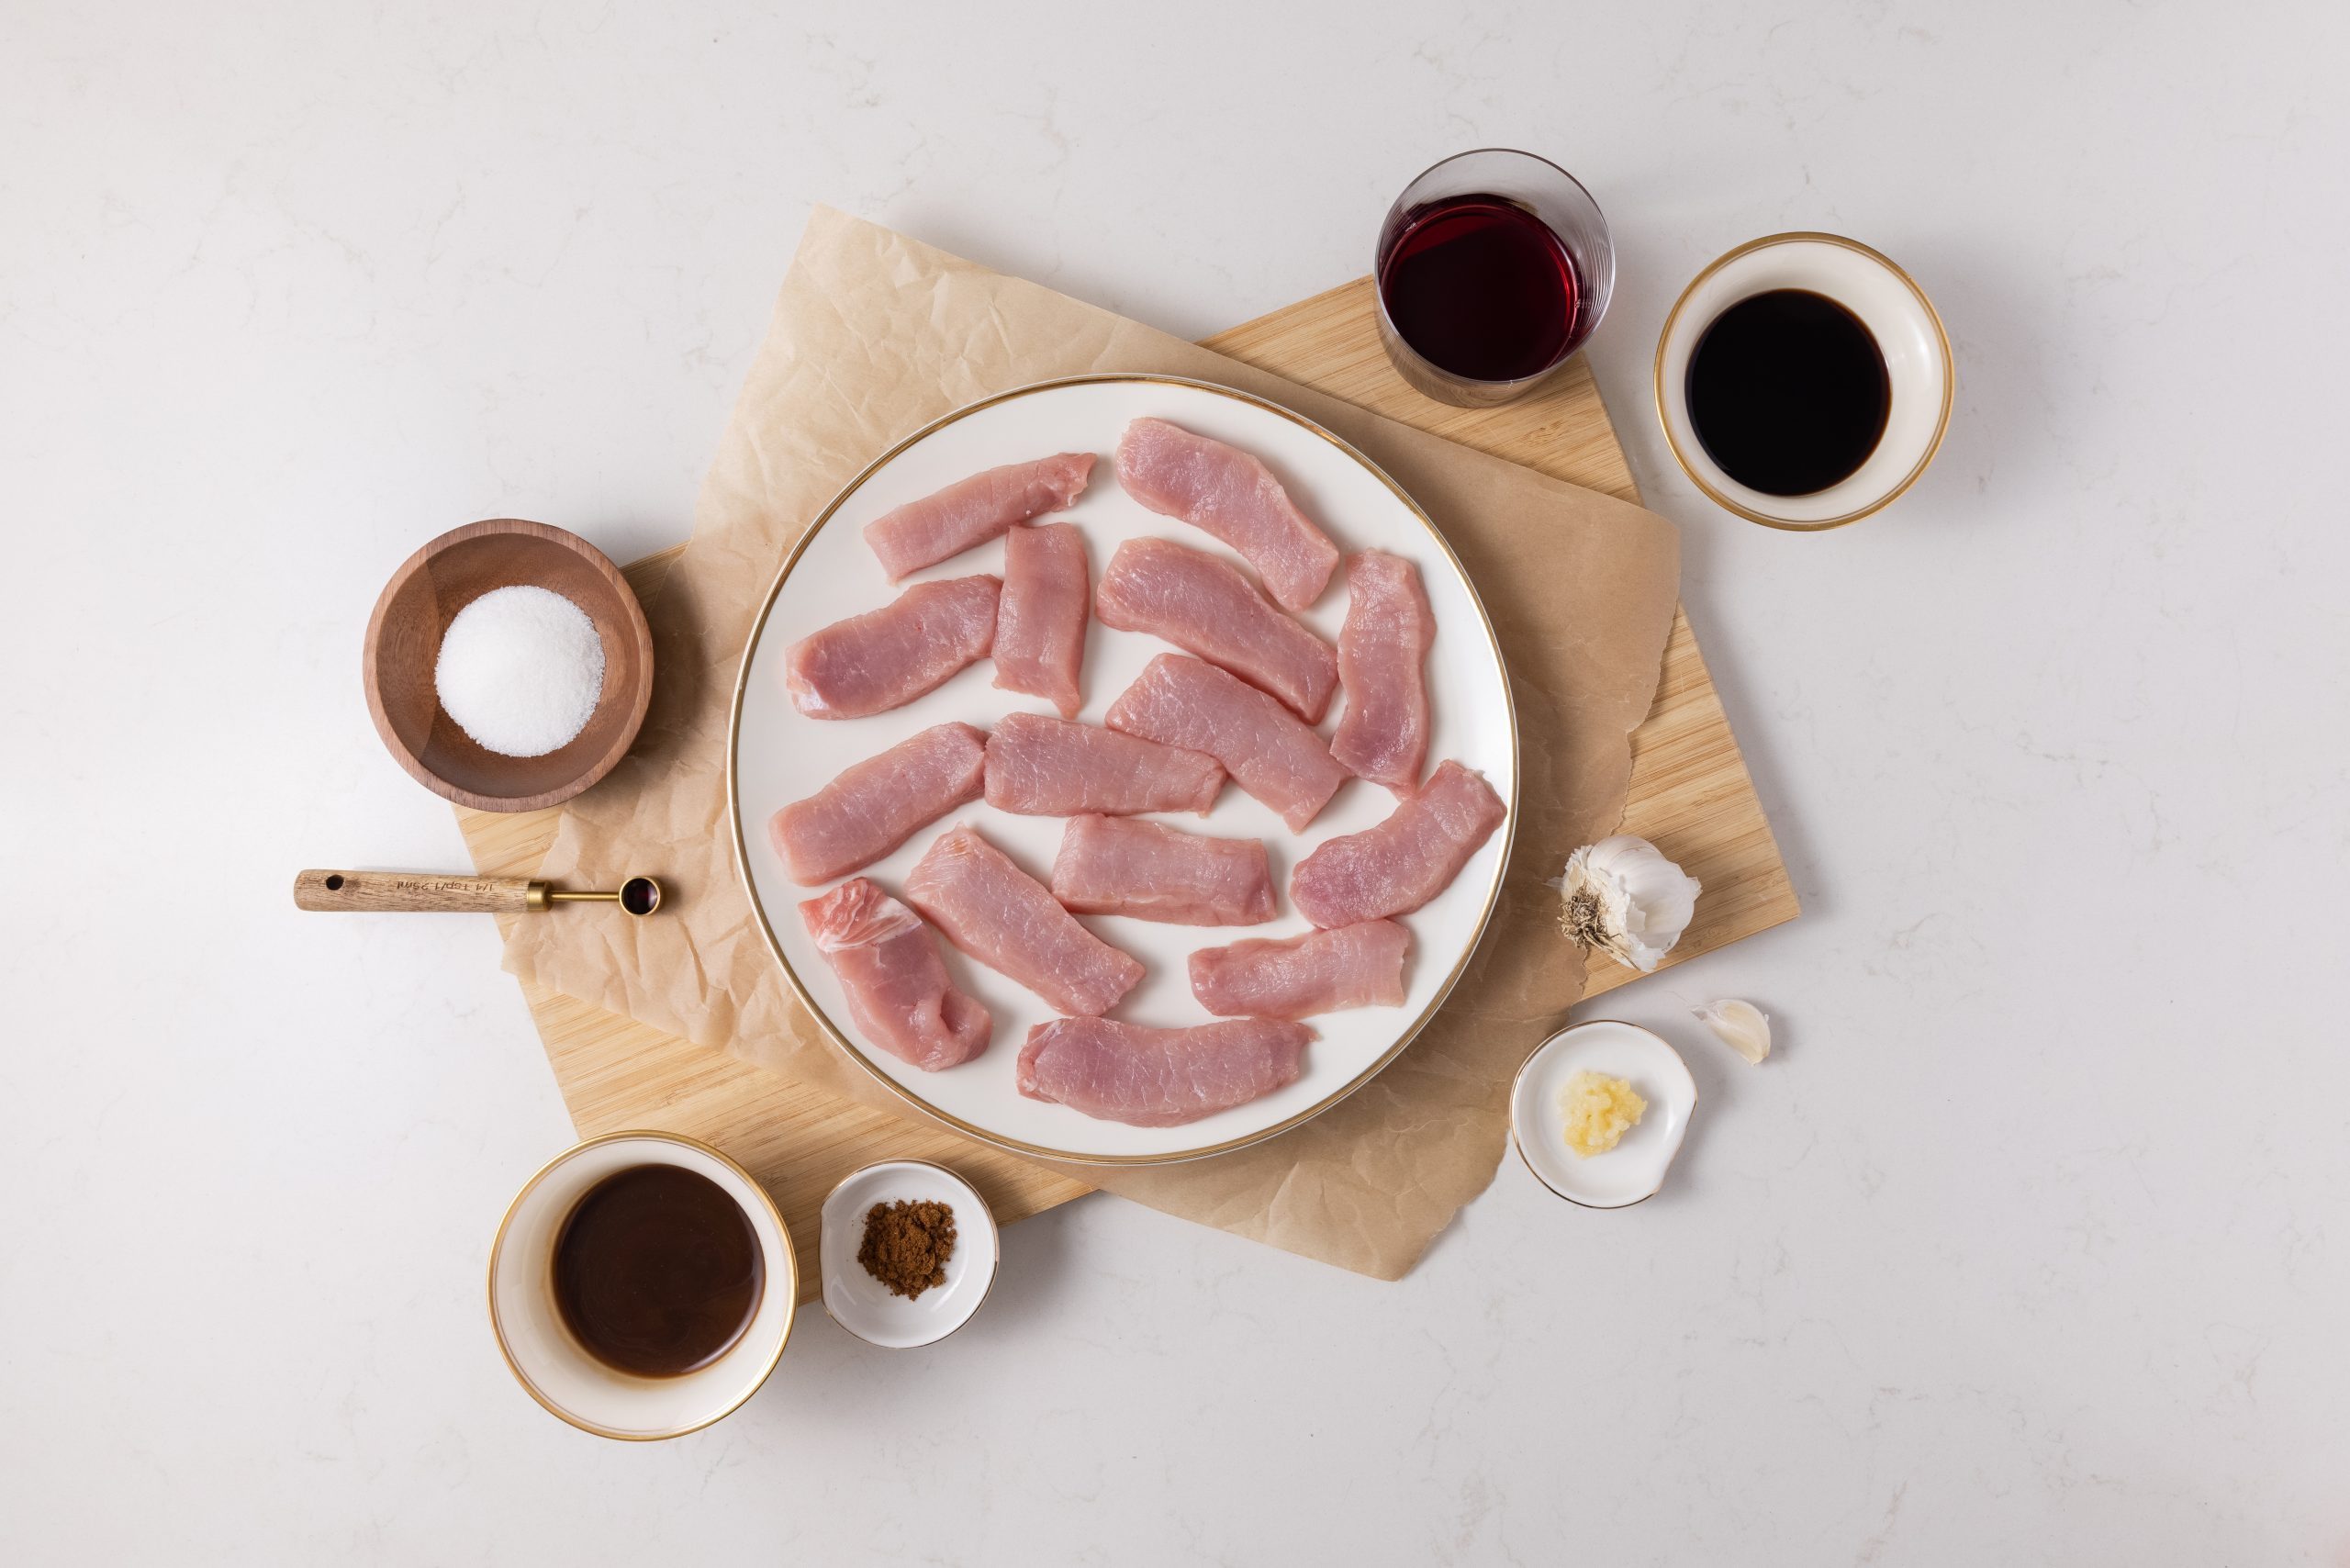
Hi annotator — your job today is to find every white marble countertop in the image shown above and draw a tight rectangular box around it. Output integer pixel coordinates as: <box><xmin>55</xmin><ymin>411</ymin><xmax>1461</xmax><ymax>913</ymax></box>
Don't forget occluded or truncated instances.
<box><xmin>6</xmin><ymin>2</ymin><xmax>2345</xmax><ymax>1562</ymax></box>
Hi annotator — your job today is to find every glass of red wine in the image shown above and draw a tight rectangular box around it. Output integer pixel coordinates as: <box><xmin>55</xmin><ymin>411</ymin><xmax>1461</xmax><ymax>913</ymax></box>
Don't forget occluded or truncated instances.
<box><xmin>1375</xmin><ymin>149</ymin><xmax>1615</xmax><ymax>406</ymax></box>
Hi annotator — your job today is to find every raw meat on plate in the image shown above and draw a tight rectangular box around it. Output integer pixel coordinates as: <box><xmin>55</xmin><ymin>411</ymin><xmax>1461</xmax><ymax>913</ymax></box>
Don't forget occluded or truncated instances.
<box><xmin>1105</xmin><ymin>655</ymin><xmax>1348</xmax><ymax>833</ymax></box>
<box><xmin>784</xmin><ymin>575</ymin><xmax>1000</xmax><ymax>720</ymax></box>
<box><xmin>798</xmin><ymin>879</ymin><xmax>990</xmax><ymax>1071</ymax></box>
<box><xmin>863</xmin><ymin>453</ymin><xmax>1095</xmax><ymax>581</ymax></box>
<box><xmin>1189</xmin><ymin>919</ymin><xmax>1411</xmax><ymax>1021</ymax></box>
<box><xmin>991</xmin><ymin>521</ymin><xmax>1090</xmax><ymax>718</ymax></box>
<box><xmin>1049</xmin><ymin>813</ymin><xmax>1275</xmax><ymax>926</ymax></box>
<box><xmin>1017</xmin><ymin>1016</ymin><xmax>1314</xmax><ymax>1127</ymax></box>
<box><xmin>903</xmin><ymin>824</ymin><xmax>1143</xmax><ymax>1017</ymax></box>
<box><xmin>1290</xmin><ymin>759</ymin><xmax>1508</xmax><ymax>928</ymax></box>
<box><xmin>1329</xmin><ymin>551</ymin><xmax>1436</xmax><ymax>794</ymax></box>
<box><xmin>983</xmin><ymin>711</ymin><xmax>1224</xmax><ymax>817</ymax></box>
<box><xmin>767</xmin><ymin>721</ymin><xmax>988</xmax><ymax>885</ymax></box>
<box><xmin>1114</xmin><ymin>417</ymin><xmax>1340</xmax><ymax>611</ymax></box>
<box><xmin>1094</xmin><ymin>536</ymin><xmax>1338</xmax><ymax>723</ymax></box>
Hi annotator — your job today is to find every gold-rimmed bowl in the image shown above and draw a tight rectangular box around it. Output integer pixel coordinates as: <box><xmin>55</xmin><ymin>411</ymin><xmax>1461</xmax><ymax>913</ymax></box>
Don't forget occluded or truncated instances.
<box><xmin>487</xmin><ymin>1131</ymin><xmax>796</xmax><ymax>1440</ymax></box>
<box><xmin>819</xmin><ymin>1160</ymin><xmax>1000</xmax><ymax>1350</ymax></box>
<box><xmin>1510</xmin><ymin>1021</ymin><xmax>1696</xmax><ymax>1209</ymax></box>
<box><xmin>1654</xmin><ymin>232</ymin><xmax>1953</xmax><ymax>531</ymax></box>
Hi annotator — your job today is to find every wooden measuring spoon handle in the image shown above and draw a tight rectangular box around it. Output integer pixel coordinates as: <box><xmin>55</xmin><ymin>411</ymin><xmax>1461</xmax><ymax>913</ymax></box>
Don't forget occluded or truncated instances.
<box><xmin>293</xmin><ymin>869</ymin><xmax>543</xmax><ymax>913</ymax></box>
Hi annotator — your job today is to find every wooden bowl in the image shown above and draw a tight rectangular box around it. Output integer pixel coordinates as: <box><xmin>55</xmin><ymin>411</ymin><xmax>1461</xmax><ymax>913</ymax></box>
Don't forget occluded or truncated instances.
<box><xmin>364</xmin><ymin>519</ymin><xmax>654</xmax><ymax>812</ymax></box>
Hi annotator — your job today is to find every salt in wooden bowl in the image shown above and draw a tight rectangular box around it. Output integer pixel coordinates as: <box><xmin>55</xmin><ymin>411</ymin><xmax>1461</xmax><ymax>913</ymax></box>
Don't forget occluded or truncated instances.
<box><xmin>364</xmin><ymin>518</ymin><xmax>654</xmax><ymax>812</ymax></box>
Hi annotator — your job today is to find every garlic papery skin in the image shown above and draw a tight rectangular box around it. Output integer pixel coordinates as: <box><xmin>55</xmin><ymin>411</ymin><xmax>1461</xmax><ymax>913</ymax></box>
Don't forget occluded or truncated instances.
<box><xmin>1694</xmin><ymin>999</ymin><xmax>1772</xmax><ymax>1064</ymax></box>
<box><xmin>1555</xmin><ymin>834</ymin><xmax>1701</xmax><ymax>972</ymax></box>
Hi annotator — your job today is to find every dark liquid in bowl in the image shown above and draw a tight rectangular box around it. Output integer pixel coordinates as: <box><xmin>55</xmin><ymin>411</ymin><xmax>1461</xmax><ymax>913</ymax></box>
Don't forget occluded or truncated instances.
<box><xmin>1686</xmin><ymin>288</ymin><xmax>1890</xmax><ymax>496</ymax></box>
<box><xmin>1379</xmin><ymin>195</ymin><xmax>1581</xmax><ymax>382</ymax></box>
<box><xmin>552</xmin><ymin>1163</ymin><xmax>764</xmax><ymax>1378</ymax></box>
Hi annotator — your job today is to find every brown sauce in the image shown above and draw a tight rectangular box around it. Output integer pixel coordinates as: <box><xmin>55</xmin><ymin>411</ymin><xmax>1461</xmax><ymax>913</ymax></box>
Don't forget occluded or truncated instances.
<box><xmin>1686</xmin><ymin>287</ymin><xmax>1890</xmax><ymax>497</ymax></box>
<box><xmin>551</xmin><ymin>1164</ymin><xmax>763</xmax><ymax>1378</ymax></box>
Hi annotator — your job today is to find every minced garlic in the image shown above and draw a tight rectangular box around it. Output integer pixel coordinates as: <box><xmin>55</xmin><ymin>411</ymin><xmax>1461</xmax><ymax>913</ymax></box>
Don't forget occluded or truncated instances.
<box><xmin>1560</xmin><ymin>1070</ymin><xmax>1645</xmax><ymax>1159</ymax></box>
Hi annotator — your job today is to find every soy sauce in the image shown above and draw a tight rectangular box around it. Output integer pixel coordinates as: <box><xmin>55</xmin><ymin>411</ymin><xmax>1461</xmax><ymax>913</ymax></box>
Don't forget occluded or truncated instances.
<box><xmin>1686</xmin><ymin>288</ymin><xmax>1889</xmax><ymax>496</ymax></box>
<box><xmin>1378</xmin><ymin>195</ymin><xmax>1581</xmax><ymax>382</ymax></box>
<box><xmin>552</xmin><ymin>1164</ymin><xmax>763</xmax><ymax>1378</ymax></box>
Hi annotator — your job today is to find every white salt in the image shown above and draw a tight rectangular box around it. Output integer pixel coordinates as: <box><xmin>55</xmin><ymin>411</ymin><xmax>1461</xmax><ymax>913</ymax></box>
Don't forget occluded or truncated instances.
<box><xmin>433</xmin><ymin>585</ymin><xmax>607</xmax><ymax>757</ymax></box>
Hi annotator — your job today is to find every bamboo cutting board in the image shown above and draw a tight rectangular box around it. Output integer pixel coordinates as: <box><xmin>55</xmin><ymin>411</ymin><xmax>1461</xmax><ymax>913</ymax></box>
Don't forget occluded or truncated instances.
<box><xmin>458</xmin><ymin>278</ymin><xmax>1797</xmax><ymax>1300</ymax></box>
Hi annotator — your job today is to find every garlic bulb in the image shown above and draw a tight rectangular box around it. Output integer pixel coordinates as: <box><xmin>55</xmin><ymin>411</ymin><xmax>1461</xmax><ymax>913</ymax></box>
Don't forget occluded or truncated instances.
<box><xmin>1555</xmin><ymin>834</ymin><xmax>1700</xmax><ymax>972</ymax></box>
<box><xmin>1694</xmin><ymin>999</ymin><xmax>1772</xmax><ymax>1064</ymax></box>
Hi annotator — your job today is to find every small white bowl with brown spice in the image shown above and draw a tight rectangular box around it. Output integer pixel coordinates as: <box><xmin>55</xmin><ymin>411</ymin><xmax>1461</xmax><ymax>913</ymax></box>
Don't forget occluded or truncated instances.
<box><xmin>819</xmin><ymin>1159</ymin><xmax>1000</xmax><ymax>1350</ymax></box>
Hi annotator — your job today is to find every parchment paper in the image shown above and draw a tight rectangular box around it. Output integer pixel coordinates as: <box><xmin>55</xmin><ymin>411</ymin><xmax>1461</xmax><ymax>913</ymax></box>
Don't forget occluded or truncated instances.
<box><xmin>501</xmin><ymin>207</ymin><xmax>1678</xmax><ymax>1280</ymax></box>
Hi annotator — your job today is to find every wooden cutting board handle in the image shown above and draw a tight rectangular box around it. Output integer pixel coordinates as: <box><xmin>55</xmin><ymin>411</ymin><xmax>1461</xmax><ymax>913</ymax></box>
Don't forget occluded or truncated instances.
<box><xmin>293</xmin><ymin>869</ymin><xmax>545</xmax><ymax>913</ymax></box>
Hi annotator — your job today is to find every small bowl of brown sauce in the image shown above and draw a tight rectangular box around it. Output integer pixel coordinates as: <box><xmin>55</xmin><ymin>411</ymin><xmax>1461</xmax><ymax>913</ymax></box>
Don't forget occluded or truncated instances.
<box><xmin>819</xmin><ymin>1160</ymin><xmax>1000</xmax><ymax>1350</ymax></box>
<box><xmin>1654</xmin><ymin>232</ymin><xmax>1953</xmax><ymax>531</ymax></box>
<box><xmin>488</xmin><ymin>1132</ymin><xmax>795</xmax><ymax>1439</ymax></box>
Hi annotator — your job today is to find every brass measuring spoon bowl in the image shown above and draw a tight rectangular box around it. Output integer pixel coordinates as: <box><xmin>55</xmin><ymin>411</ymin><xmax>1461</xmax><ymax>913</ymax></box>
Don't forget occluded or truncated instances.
<box><xmin>544</xmin><ymin>876</ymin><xmax>664</xmax><ymax>916</ymax></box>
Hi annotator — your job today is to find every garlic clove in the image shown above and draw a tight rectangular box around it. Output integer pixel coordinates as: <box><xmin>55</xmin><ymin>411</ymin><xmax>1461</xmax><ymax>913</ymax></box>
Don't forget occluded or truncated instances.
<box><xmin>1693</xmin><ymin>999</ymin><xmax>1772</xmax><ymax>1064</ymax></box>
<box><xmin>1555</xmin><ymin>834</ymin><xmax>1702</xmax><ymax>972</ymax></box>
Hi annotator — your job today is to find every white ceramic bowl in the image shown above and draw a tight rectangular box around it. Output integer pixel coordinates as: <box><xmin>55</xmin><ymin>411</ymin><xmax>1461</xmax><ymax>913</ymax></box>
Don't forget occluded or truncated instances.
<box><xmin>820</xmin><ymin>1160</ymin><xmax>1001</xmax><ymax>1350</ymax></box>
<box><xmin>1654</xmin><ymin>231</ymin><xmax>1953</xmax><ymax>530</ymax></box>
<box><xmin>487</xmin><ymin>1132</ymin><xmax>797</xmax><ymax>1440</ymax></box>
<box><xmin>1510</xmin><ymin>1020</ymin><xmax>1697</xmax><ymax>1208</ymax></box>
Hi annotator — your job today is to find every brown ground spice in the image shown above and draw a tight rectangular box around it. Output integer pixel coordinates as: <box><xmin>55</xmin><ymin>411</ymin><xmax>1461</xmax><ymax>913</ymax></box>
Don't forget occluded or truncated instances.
<box><xmin>856</xmin><ymin>1199</ymin><xmax>957</xmax><ymax>1299</ymax></box>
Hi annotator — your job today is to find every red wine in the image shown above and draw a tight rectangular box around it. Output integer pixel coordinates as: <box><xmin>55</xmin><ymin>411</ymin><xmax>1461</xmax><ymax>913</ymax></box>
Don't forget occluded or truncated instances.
<box><xmin>1686</xmin><ymin>289</ymin><xmax>1889</xmax><ymax>496</ymax></box>
<box><xmin>1378</xmin><ymin>195</ymin><xmax>1581</xmax><ymax>383</ymax></box>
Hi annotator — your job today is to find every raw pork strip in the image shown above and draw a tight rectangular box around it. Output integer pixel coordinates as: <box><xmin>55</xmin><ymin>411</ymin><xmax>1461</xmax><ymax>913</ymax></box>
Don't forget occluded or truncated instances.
<box><xmin>1094</xmin><ymin>536</ymin><xmax>1338</xmax><ymax>722</ymax></box>
<box><xmin>991</xmin><ymin>521</ymin><xmax>1091</xmax><ymax>718</ymax></box>
<box><xmin>863</xmin><ymin>454</ymin><xmax>1096</xmax><ymax>581</ymax></box>
<box><xmin>983</xmin><ymin>711</ymin><xmax>1224</xmax><ymax>818</ymax></box>
<box><xmin>785</xmin><ymin>575</ymin><xmax>1000</xmax><ymax>720</ymax></box>
<box><xmin>1049</xmin><ymin>814</ymin><xmax>1275</xmax><ymax>926</ymax></box>
<box><xmin>1290</xmin><ymin>760</ymin><xmax>1508</xmax><ymax>928</ymax></box>
<box><xmin>798</xmin><ymin>879</ymin><xmax>991</xmax><ymax>1071</ymax></box>
<box><xmin>1105</xmin><ymin>655</ymin><xmax>1348</xmax><ymax>832</ymax></box>
<box><xmin>1329</xmin><ymin>551</ymin><xmax>1436</xmax><ymax>794</ymax></box>
<box><xmin>1190</xmin><ymin>920</ymin><xmax>1412</xmax><ymax>1021</ymax></box>
<box><xmin>767</xmin><ymin>722</ymin><xmax>988</xmax><ymax>885</ymax></box>
<box><xmin>904</xmin><ymin>824</ymin><xmax>1143</xmax><ymax>1016</ymax></box>
<box><xmin>1017</xmin><ymin>1017</ymin><xmax>1314</xmax><ymax>1127</ymax></box>
<box><xmin>1114</xmin><ymin>418</ymin><xmax>1340</xmax><ymax>610</ymax></box>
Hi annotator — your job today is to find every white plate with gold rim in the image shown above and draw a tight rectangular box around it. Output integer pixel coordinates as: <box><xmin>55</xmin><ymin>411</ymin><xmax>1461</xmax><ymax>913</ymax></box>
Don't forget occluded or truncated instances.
<box><xmin>1511</xmin><ymin>1020</ymin><xmax>1696</xmax><ymax>1208</ymax></box>
<box><xmin>727</xmin><ymin>375</ymin><xmax>1518</xmax><ymax>1165</ymax></box>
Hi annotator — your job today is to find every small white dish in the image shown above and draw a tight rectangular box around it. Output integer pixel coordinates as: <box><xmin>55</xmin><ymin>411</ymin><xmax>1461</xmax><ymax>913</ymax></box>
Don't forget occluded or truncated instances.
<box><xmin>820</xmin><ymin>1160</ymin><xmax>1001</xmax><ymax>1349</ymax></box>
<box><xmin>1654</xmin><ymin>231</ymin><xmax>1953</xmax><ymax>531</ymax></box>
<box><xmin>487</xmin><ymin>1131</ymin><xmax>796</xmax><ymax>1440</ymax></box>
<box><xmin>1510</xmin><ymin>1020</ymin><xmax>1696</xmax><ymax>1208</ymax></box>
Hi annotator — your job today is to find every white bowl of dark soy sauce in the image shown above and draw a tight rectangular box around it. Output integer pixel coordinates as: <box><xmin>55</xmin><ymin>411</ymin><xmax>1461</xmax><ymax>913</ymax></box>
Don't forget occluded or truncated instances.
<box><xmin>1654</xmin><ymin>232</ymin><xmax>1953</xmax><ymax>530</ymax></box>
<box><xmin>487</xmin><ymin>1132</ymin><xmax>797</xmax><ymax>1439</ymax></box>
